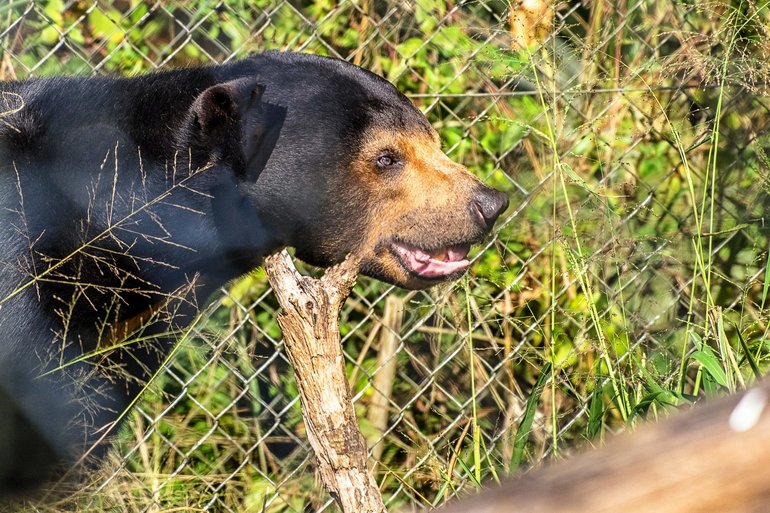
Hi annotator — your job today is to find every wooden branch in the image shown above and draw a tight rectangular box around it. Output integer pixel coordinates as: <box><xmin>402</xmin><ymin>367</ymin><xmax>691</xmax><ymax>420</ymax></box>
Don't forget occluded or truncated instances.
<box><xmin>437</xmin><ymin>380</ymin><xmax>770</xmax><ymax>513</ymax></box>
<box><xmin>263</xmin><ymin>250</ymin><xmax>385</xmax><ymax>513</ymax></box>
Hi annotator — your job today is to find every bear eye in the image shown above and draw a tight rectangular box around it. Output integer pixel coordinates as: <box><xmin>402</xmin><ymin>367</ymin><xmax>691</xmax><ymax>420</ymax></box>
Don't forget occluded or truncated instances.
<box><xmin>375</xmin><ymin>154</ymin><xmax>398</xmax><ymax>169</ymax></box>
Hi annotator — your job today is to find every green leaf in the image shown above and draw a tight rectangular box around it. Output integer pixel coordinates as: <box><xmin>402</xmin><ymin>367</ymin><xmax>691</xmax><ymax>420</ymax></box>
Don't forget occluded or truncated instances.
<box><xmin>761</xmin><ymin>242</ymin><xmax>770</xmax><ymax>311</ymax></box>
<box><xmin>691</xmin><ymin>349</ymin><xmax>728</xmax><ymax>387</ymax></box>
<box><xmin>43</xmin><ymin>0</ymin><xmax>65</xmax><ymax>24</ymax></box>
<box><xmin>736</xmin><ymin>329</ymin><xmax>761</xmax><ymax>380</ymax></box>
<box><xmin>689</xmin><ymin>330</ymin><xmax>704</xmax><ymax>351</ymax></box>
<box><xmin>511</xmin><ymin>362</ymin><xmax>551</xmax><ymax>470</ymax></box>
<box><xmin>558</xmin><ymin>162</ymin><xmax>595</xmax><ymax>195</ymax></box>
<box><xmin>585</xmin><ymin>384</ymin><xmax>604</xmax><ymax>440</ymax></box>
<box><xmin>397</xmin><ymin>37</ymin><xmax>424</xmax><ymax>59</ymax></box>
<box><xmin>88</xmin><ymin>9</ymin><xmax>125</xmax><ymax>44</ymax></box>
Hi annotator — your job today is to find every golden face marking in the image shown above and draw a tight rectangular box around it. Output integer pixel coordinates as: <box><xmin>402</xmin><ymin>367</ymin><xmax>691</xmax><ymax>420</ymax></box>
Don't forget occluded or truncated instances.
<box><xmin>348</xmin><ymin>127</ymin><xmax>506</xmax><ymax>289</ymax></box>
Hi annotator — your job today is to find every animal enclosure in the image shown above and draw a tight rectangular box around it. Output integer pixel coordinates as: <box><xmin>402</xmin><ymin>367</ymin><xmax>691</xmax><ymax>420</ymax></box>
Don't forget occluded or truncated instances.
<box><xmin>2</xmin><ymin>0</ymin><xmax>770</xmax><ymax>511</ymax></box>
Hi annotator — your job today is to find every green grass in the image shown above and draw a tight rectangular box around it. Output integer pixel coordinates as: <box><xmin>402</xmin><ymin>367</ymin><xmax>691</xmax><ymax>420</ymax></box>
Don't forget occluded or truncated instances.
<box><xmin>7</xmin><ymin>0</ymin><xmax>770</xmax><ymax>511</ymax></box>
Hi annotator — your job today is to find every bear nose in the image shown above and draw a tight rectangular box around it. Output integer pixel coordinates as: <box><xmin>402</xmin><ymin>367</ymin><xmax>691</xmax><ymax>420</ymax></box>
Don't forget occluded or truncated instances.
<box><xmin>472</xmin><ymin>187</ymin><xmax>509</xmax><ymax>228</ymax></box>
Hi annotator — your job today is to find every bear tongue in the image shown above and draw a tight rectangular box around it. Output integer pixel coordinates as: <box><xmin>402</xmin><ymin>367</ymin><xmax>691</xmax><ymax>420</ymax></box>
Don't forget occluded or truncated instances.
<box><xmin>393</xmin><ymin>242</ymin><xmax>470</xmax><ymax>278</ymax></box>
<box><xmin>446</xmin><ymin>246</ymin><xmax>468</xmax><ymax>262</ymax></box>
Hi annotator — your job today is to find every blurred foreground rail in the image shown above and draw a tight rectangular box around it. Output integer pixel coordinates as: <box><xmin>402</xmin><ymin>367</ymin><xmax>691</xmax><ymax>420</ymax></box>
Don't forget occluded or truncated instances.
<box><xmin>438</xmin><ymin>381</ymin><xmax>770</xmax><ymax>513</ymax></box>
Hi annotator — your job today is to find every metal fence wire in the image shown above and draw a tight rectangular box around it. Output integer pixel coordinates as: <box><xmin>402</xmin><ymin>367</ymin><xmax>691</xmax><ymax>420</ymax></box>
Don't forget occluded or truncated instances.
<box><xmin>4</xmin><ymin>0</ymin><xmax>770</xmax><ymax>511</ymax></box>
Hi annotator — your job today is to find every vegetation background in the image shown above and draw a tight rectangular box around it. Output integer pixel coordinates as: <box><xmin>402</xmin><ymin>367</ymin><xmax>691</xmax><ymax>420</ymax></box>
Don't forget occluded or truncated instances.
<box><xmin>3</xmin><ymin>0</ymin><xmax>770</xmax><ymax>511</ymax></box>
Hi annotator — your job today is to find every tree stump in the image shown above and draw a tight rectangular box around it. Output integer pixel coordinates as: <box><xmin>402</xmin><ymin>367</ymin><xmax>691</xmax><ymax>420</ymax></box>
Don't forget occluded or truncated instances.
<box><xmin>263</xmin><ymin>250</ymin><xmax>385</xmax><ymax>513</ymax></box>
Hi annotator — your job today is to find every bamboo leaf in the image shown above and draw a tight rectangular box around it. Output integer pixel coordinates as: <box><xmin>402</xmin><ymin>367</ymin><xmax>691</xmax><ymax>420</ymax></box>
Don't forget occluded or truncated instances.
<box><xmin>691</xmin><ymin>349</ymin><xmax>728</xmax><ymax>388</ymax></box>
<box><xmin>512</xmin><ymin>362</ymin><xmax>552</xmax><ymax>470</ymax></box>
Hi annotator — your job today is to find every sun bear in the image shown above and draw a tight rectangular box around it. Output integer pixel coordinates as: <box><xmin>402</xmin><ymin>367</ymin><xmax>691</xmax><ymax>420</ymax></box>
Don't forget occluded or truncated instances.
<box><xmin>0</xmin><ymin>51</ymin><xmax>508</xmax><ymax>494</ymax></box>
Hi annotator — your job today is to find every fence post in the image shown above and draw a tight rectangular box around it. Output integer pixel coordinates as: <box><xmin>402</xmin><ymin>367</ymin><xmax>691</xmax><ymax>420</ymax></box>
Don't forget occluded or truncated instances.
<box><xmin>367</xmin><ymin>295</ymin><xmax>402</xmax><ymax>462</ymax></box>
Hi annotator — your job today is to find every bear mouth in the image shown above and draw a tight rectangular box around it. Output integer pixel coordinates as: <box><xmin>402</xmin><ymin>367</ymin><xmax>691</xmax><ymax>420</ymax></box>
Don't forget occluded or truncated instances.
<box><xmin>391</xmin><ymin>241</ymin><xmax>471</xmax><ymax>280</ymax></box>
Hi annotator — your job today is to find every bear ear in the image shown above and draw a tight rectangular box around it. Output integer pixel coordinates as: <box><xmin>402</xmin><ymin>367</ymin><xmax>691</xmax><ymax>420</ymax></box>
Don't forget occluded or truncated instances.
<box><xmin>184</xmin><ymin>78</ymin><xmax>285</xmax><ymax>180</ymax></box>
<box><xmin>192</xmin><ymin>78</ymin><xmax>264</xmax><ymax>134</ymax></box>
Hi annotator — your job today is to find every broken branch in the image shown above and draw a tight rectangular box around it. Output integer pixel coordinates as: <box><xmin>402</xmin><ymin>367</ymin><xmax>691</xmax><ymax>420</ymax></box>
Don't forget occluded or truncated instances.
<box><xmin>263</xmin><ymin>250</ymin><xmax>385</xmax><ymax>513</ymax></box>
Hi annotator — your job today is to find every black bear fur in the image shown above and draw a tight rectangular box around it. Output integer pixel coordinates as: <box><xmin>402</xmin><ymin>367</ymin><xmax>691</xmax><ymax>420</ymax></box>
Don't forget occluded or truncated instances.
<box><xmin>0</xmin><ymin>51</ymin><xmax>507</xmax><ymax>496</ymax></box>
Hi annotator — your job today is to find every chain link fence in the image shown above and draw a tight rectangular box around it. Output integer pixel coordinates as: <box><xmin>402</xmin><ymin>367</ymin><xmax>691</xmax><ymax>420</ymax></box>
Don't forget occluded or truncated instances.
<box><xmin>3</xmin><ymin>0</ymin><xmax>770</xmax><ymax>511</ymax></box>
